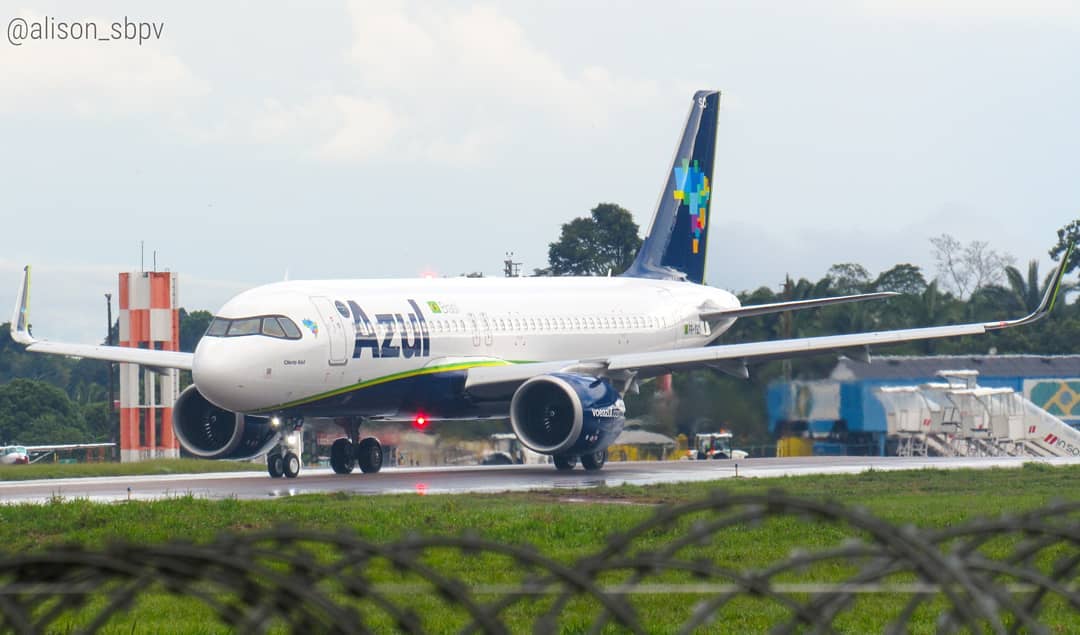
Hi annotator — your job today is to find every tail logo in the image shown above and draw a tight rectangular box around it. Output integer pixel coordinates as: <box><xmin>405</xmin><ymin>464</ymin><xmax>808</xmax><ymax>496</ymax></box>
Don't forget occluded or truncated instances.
<box><xmin>673</xmin><ymin>158</ymin><xmax>710</xmax><ymax>254</ymax></box>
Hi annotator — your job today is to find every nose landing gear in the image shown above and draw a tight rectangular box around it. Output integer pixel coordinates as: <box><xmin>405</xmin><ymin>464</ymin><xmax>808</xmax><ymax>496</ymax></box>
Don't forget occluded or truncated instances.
<box><xmin>267</xmin><ymin>418</ymin><xmax>303</xmax><ymax>479</ymax></box>
<box><xmin>266</xmin><ymin>449</ymin><xmax>302</xmax><ymax>479</ymax></box>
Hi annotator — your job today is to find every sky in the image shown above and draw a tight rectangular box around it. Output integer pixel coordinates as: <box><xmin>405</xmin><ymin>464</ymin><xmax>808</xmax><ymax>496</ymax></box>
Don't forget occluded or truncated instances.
<box><xmin>1</xmin><ymin>0</ymin><xmax>1078</xmax><ymax>343</ymax></box>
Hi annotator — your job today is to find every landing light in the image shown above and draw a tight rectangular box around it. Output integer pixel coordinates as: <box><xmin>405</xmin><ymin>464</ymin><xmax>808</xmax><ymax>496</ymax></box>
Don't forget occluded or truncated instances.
<box><xmin>271</xmin><ymin>416</ymin><xmax>282</xmax><ymax>428</ymax></box>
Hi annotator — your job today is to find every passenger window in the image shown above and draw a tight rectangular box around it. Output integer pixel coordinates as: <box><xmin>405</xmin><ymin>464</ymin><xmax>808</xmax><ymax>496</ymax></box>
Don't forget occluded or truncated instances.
<box><xmin>261</xmin><ymin>317</ymin><xmax>286</xmax><ymax>338</ymax></box>
<box><xmin>228</xmin><ymin>318</ymin><xmax>261</xmax><ymax>336</ymax></box>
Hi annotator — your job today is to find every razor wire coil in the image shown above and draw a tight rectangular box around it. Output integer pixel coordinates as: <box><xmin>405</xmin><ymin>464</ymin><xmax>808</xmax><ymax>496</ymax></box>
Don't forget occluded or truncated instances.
<box><xmin>0</xmin><ymin>491</ymin><xmax>1076</xmax><ymax>633</ymax></box>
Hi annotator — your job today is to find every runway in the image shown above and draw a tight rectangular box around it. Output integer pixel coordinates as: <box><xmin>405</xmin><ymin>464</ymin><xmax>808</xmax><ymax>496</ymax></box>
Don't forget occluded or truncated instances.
<box><xmin>1</xmin><ymin>455</ymin><xmax>1075</xmax><ymax>504</ymax></box>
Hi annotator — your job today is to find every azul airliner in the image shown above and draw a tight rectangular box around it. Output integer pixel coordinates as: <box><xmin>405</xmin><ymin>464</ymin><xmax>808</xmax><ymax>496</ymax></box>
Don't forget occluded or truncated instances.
<box><xmin>10</xmin><ymin>90</ymin><xmax>1071</xmax><ymax>478</ymax></box>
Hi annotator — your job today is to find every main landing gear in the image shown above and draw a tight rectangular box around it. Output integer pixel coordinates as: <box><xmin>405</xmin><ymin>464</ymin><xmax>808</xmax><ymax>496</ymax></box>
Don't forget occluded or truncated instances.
<box><xmin>554</xmin><ymin>450</ymin><xmax>607</xmax><ymax>472</ymax></box>
<box><xmin>330</xmin><ymin>437</ymin><xmax>384</xmax><ymax>474</ymax></box>
<box><xmin>329</xmin><ymin>417</ymin><xmax>383</xmax><ymax>475</ymax></box>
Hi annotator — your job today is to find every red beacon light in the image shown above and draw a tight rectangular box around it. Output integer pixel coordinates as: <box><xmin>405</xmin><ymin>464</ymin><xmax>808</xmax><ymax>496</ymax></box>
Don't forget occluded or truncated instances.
<box><xmin>413</xmin><ymin>415</ymin><xmax>429</xmax><ymax>431</ymax></box>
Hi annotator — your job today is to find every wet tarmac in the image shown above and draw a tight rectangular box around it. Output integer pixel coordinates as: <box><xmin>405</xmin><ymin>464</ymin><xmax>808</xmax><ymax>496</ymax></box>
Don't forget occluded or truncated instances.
<box><xmin>1</xmin><ymin>455</ymin><xmax>1074</xmax><ymax>504</ymax></box>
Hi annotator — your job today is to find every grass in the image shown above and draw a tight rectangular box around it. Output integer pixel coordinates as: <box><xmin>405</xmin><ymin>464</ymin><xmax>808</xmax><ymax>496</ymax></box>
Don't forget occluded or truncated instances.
<box><xmin>0</xmin><ymin>458</ymin><xmax>260</xmax><ymax>481</ymax></box>
<box><xmin>0</xmin><ymin>463</ymin><xmax>1076</xmax><ymax>633</ymax></box>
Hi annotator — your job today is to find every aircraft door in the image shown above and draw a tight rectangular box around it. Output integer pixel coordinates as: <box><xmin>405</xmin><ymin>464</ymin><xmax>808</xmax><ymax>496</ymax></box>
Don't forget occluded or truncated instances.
<box><xmin>479</xmin><ymin>312</ymin><xmax>493</xmax><ymax>346</ymax></box>
<box><xmin>467</xmin><ymin>313</ymin><xmax>480</xmax><ymax>347</ymax></box>
<box><xmin>310</xmin><ymin>297</ymin><xmax>349</xmax><ymax>365</ymax></box>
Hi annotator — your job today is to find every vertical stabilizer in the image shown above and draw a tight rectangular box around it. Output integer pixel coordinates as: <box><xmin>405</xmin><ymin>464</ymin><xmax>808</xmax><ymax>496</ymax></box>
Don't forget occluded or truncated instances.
<box><xmin>11</xmin><ymin>266</ymin><xmax>35</xmax><ymax>345</ymax></box>
<box><xmin>622</xmin><ymin>90</ymin><xmax>720</xmax><ymax>284</ymax></box>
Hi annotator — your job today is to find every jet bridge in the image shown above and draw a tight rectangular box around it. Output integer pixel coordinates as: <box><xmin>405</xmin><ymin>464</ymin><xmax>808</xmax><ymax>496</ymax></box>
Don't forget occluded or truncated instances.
<box><xmin>875</xmin><ymin>370</ymin><xmax>1079</xmax><ymax>458</ymax></box>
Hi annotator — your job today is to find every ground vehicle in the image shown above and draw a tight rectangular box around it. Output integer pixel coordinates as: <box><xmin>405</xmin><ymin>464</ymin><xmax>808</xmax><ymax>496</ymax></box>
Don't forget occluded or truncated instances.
<box><xmin>691</xmin><ymin>432</ymin><xmax>748</xmax><ymax>460</ymax></box>
<box><xmin>481</xmin><ymin>433</ymin><xmax>551</xmax><ymax>465</ymax></box>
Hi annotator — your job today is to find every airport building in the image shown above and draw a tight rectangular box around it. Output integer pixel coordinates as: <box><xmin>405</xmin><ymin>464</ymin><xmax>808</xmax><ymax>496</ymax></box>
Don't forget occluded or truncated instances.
<box><xmin>767</xmin><ymin>355</ymin><xmax>1080</xmax><ymax>456</ymax></box>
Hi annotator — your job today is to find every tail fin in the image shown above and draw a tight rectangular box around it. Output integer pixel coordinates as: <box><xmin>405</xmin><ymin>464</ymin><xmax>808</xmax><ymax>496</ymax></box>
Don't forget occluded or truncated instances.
<box><xmin>622</xmin><ymin>90</ymin><xmax>720</xmax><ymax>284</ymax></box>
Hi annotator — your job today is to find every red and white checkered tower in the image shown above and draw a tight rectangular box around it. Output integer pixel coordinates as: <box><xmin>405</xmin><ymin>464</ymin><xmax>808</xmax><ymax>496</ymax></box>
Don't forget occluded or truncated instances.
<box><xmin>118</xmin><ymin>271</ymin><xmax>181</xmax><ymax>462</ymax></box>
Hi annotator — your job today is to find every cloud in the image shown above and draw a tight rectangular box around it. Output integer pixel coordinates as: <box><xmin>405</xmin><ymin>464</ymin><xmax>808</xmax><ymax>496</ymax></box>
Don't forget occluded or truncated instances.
<box><xmin>0</xmin><ymin>11</ymin><xmax>208</xmax><ymax>117</ymax></box>
<box><xmin>347</xmin><ymin>2</ymin><xmax>655</xmax><ymax>127</ymax></box>
<box><xmin>0</xmin><ymin>4</ymin><xmax>652</xmax><ymax>165</ymax></box>
<box><xmin>332</xmin><ymin>1</ymin><xmax>655</xmax><ymax>163</ymax></box>
<box><xmin>858</xmin><ymin>0</ymin><xmax>1080</xmax><ymax>20</ymax></box>
<box><xmin>249</xmin><ymin>96</ymin><xmax>402</xmax><ymax>161</ymax></box>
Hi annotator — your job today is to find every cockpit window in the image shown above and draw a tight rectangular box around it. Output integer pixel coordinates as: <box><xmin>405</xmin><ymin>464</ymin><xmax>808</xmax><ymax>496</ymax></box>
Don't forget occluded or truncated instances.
<box><xmin>227</xmin><ymin>318</ymin><xmax>262</xmax><ymax>336</ymax></box>
<box><xmin>206</xmin><ymin>318</ymin><xmax>229</xmax><ymax>337</ymax></box>
<box><xmin>279</xmin><ymin>317</ymin><xmax>302</xmax><ymax>339</ymax></box>
<box><xmin>204</xmin><ymin>315</ymin><xmax>304</xmax><ymax>340</ymax></box>
<box><xmin>261</xmin><ymin>317</ymin><xmax>286</xmax><ymax>338</ymax></box>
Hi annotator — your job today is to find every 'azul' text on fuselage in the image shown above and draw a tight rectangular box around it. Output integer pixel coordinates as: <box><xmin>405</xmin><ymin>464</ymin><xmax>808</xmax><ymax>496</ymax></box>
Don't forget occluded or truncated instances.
<box><xmin>349</xmin><ymin>299</ymin><xmax>430</xmax><ymax>359</ymax></box>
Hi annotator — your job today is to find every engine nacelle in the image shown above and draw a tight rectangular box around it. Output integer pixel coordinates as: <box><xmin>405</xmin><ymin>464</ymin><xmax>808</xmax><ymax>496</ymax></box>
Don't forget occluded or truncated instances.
<box><xmin>509</xmin><ymin>373</ymin><xmax>625</xmax><ymax>456</ymax></box>
<box><xmin>173</xmin><ymin>385</ymin><xmax>279</xmax><ymax>460</ymax></box>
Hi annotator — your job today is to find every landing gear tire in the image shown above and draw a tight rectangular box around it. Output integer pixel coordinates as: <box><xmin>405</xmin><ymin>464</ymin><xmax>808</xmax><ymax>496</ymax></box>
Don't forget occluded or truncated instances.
<box><xmin>330</xmin><ymin>438</ymin><xmax>355</xmax><ymax>475</ymax></box>
<box><xmin>554</xmin><ymin>455</ymin><xmax>578</xmax><ymax>471</ymax></box>
<box><xmin>581</xmin><ymin>450</ymin><xmax>607</xmax><ymax>471</ymax></box>
<box><xmin>283</xmin><ymin>452</ymin><xmax>301</xmax><ymax>478</ymax></box>
<box><xmin>357</xmin><ymin>437</ymin><xmax>383</xmax><ymax>474</ymax></box>
<box><xmin>267</xmin><ymin>453</ymin><xmax>285</xmax><ymax>478</ymax></box>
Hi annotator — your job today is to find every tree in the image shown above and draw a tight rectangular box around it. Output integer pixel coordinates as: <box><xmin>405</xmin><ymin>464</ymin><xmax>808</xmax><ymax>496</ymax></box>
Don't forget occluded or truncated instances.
<box><xmin>1004</xmin><ymin>259</ymin><xmax>1077</xmax><ymax>314</ymax></box>
<box><xmin>179</xmin><ymin>309</ymin><xmax>214</xmax><ymax>353</ymax></box>
<box><xmin>930</xmin><ymin>234</ymin><xmax>1014</xmax><ymax>298</ymax></box>
<box><xmin>0</xmin><ymin>378</ymin><xmax>88</xmax><ymax>445</ymax></box>
<box><xmin>1049</xmin><ymin>219</ymin><xmax>1079</xmax><ymax>274</ymax></box>
<box><xmin>825</xmin><ymin>263</ymin><xmax>871</xmax><ymax>295</ymax></box>
<box><xmin>547</xmin><ymin>203</ymin><xmax>642</xmax><ymax>276</ymax></box>
<box><xmin>873</xmin><ymin>264</ymin><xmax>927</xmax><ymax>295</ymax></box>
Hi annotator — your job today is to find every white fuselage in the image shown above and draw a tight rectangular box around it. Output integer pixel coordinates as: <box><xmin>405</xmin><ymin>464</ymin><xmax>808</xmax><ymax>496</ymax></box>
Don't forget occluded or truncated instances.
<box><xmin>193</xmin><ymin>276</ymin><xmax>739</xmax><ymax>417</ymax></box>
<box><xmin>0</xmin><ymin>446</ymin><xmax>29</xmax><ymax>465</ymax></box>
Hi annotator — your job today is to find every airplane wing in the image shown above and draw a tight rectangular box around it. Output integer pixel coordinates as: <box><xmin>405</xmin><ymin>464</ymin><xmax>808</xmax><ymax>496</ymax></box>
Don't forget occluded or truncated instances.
<box><xmin>466</xmin><ymin>244</ymin><xmax>1073</xmax><ymax>398</ymax></box>
<box><xmin>701</xmin><ymin>291</ymin><xmax>897</xmax><ymax>321</ymax></box>
<box><xmin>22</xmin><ymin>442</ymin><xmax>116</xmax><ymax>452</ymax></box>
<box><xmin>10</xmin><ymin>266</ymin><xmax>194</xmax><ymax>372</ymax></box>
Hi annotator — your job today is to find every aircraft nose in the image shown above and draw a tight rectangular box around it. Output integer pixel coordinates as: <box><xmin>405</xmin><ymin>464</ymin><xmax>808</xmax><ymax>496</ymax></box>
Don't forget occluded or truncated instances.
<box><xmin>192</xmin><ymin>337</ymin><xmax>248</xmax><ymax>411</ymax></box>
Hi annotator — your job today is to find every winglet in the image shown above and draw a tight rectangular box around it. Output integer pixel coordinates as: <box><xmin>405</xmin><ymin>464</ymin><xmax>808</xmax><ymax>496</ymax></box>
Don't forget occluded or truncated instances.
<box><xmin>986</xmin><ymin>241</ymin><xmax>1073</xmax><ymax>330</ymax></box>
<box><xmin>10</xmin><ymin>266</ymin><xmax>36</xmax><ymax>345</ymax></box>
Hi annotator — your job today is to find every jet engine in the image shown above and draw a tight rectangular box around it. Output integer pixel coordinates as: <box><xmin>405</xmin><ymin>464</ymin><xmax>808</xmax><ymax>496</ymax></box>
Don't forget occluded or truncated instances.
<box><xmin>173</xmin><ymin>385</ymin><xmax>279</xmax><ymax>460</ymax></box>
<box><xmin>509</xmin><ymin>373</ymin><xmax>625</xmax><ymax>456</ymax></box>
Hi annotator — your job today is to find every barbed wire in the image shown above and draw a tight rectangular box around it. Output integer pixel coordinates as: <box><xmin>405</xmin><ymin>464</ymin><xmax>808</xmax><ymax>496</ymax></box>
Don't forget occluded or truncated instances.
<box><xmin>0</xmin><ymin>491</ymin><xmax>1076</xmax><ymax>633</ymax></box>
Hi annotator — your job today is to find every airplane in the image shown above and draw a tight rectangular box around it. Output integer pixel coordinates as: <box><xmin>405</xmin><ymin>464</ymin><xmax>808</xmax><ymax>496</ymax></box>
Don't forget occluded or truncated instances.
<box><xmin>1</xmin><ymin>443</ymin><xmax>115</xmax><ymax>465</ymax></box>
<box><xmin>9</xmin><ymin>90</ymin><xmax>1072</xmax><ymax>479</ymax></box>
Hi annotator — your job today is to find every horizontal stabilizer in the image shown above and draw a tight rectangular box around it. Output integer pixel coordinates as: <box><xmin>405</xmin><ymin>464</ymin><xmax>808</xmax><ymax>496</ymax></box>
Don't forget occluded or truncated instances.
<box><xmin>701</xmin><ymin>292</ymin><xmax>898</xmax><ymax>321</ymax></box>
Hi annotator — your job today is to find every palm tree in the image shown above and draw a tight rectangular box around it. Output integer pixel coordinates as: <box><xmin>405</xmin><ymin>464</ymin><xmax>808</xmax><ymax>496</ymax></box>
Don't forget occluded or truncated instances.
<box><xmin>1004</xmin><ymin>260</ymin><xmax>1074</xmax><ymax>313</ymax></box>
